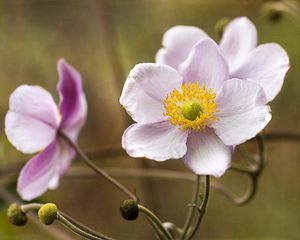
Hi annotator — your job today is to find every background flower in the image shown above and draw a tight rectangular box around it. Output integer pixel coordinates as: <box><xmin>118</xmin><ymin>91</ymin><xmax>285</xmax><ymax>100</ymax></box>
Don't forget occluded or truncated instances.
<box><xmin>5</xmin><ymin>59</ymin><xmax>87</xmax><ymax>200</ymax></box>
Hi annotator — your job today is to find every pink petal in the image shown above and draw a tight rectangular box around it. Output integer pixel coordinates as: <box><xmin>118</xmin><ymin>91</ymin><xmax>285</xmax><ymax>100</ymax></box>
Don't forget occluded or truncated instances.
<box><xmin>120</xmin><ymin>63</ymin><xmax>183</xmax><ymax>123</ymax></box>
<box><xmin>57</xmin><ymin>59</ymin><xmax>87</xmax><ymax>142</ymax></box>
<box><xmin>215</xmin><ymin>78</ymin><xmax>267</xmax><ymax>116</ymax></box>
<box><xmin>178</xmin><ymin>38</ymin><xmax>229</xmax><ymax>91</ymax></box>
<box><xmin>220</xmin><ymin>17</ymin><xmax>257</xmax><ymax>72</ymax></box>
<box><xmin>122</xmin><ymin>121</ymin><xmax>188</xmax><ymax>161</ymax></box>
<box><xmin>5</xmin><ymin>85</ymin><xmax>60</xmax><ymax>154</ymax></box>
<box><xmin>17</xmin><ymin>140</ymin><xmax>75</xmax><ymax>201</ymax></box>
<box><xmin>230</xmin><ymin>43</ymin><xmax>289</xmax><ymax>102</ymax></box>
<box><xmin>183</xmin><ymin>129</ymin><xmax>232</xmax><ymax>177</ymax></box>
<box><xmin>213</xmin><ymin>106</ymin><xmax>271</xmax><ymax>146</ymax></box>
<box><xmin>155</xmin><ymin>25</ymin><xmax>208</xmax><ymax>69</ymax></box>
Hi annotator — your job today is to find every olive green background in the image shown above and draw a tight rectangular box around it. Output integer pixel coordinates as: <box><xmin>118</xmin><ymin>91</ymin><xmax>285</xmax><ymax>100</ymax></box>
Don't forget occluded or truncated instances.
<box><xmin>0</xmin><ymin>0</ymin><xmax>299</xmax><ymax>239</ymax></box>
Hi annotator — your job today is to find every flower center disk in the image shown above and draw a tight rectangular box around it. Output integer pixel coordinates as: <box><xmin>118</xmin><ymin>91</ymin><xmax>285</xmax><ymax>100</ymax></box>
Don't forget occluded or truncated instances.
<box><xmin>163</xmin><ymin>83</ymin><xmax>218</xmax><ymax>131</ymax></box>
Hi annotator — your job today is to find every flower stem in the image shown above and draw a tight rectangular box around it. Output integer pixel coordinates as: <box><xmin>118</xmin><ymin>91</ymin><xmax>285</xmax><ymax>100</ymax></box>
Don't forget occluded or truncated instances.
<box><xmin>59</xmin><ymin>211</ymin><xmax>113</xmax><ymax>239</ymax></box>
<box><xmin>185</xmin><ymin>175</ymin><xmax>210</xmax><ymax>240</ymax></box>
<box><xmin>59</xmin><ymin>132</ymin><xmax>137</xmax><ymax>202</ymax></box>
<box><xmin>21</xmin><ymin>203</ymin><xmax>43</xmax><ymax>213</ymax></box>
<box><xmin>56</xmin><ymin>212</ymin><xmax>115</xmax><ymax>240</ymax></box>
<box><xmin>180</xmin><ymin>175</ymin><xmax>201</xmax><ymax>239</ymax></box>
<box><xmin>138</xmin><ymin>204</ymin><xmax>173</xmax><ymax>240</ymax></box>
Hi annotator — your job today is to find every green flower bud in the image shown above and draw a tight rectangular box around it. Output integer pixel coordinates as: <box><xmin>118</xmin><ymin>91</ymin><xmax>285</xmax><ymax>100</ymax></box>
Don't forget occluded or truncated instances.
<box><xmin>7</xmin><ymin>203</ymin><xmax>28</xmax><ymax>226</ymax></box>
<box><xmin>38</xmin><ymin>203</ymin><xmax>58</xmax><ymax>225</ymax></box>
<box><xmin>262</xmin><ymin>3</ymin><xmax>283</xmax><ymax>22</ymax></box>
<box><xmin>120</xmin><ymin>199</ymin><xmax>139</xmax><ymax>221</ymax></box>
<box><xmin>214</xmin><ymin>17</ymin><xmax>231</xmax><ymax>38</ymax></box>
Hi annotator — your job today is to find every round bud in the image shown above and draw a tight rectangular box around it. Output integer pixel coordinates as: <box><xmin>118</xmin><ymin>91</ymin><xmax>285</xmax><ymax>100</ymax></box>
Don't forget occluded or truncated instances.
<box><xmin>120</xmin><ymin>199</ymin><xmax>139</xmax><ymax>221</ymax></box>
<box><xmin>162</xmin><ymin>222</ymin><xmax>178</xmax><ymax>238</ymax></box>
<box><xmin>38</xmin><ymin>203</ymin><xmax>58</xmax><ymax>225</ymax></box>
<box><xmin>214</xmin><ymin>17</ymin><xmax>231</xmax><ymax>38</ymax></box>
<box><xmin>7</xmin><ymin>203</ymin><xmax>28</xmax><ymax>226</ymax></box>
<box><xmin>262</xmin><ymin>3</ymin><xmax>283</xmax><ymax>22</ymax></box>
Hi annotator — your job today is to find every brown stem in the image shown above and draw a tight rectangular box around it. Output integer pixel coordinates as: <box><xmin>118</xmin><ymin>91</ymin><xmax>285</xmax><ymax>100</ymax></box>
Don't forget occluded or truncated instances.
<box><xmin>59</xmin><ymin>132</ymin><xmax>137</xmax><ymax>202</ymax></box>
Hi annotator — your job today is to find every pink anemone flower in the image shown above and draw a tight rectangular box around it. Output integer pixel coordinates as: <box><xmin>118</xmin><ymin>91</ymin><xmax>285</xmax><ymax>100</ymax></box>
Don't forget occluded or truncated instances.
<box><xmin>120</xmin><ymin>39</ymin><xmax>271</xmax><ymax>177</ymax></box>
<box><xmin>5</xmin><ymin>59</ymin><xmax>87</xmax><ymax>201</ymax></box>
<box><xmin>156</xmin><ymin>16</ymin><xmax>289</xmax><ymax>102</ymax></box>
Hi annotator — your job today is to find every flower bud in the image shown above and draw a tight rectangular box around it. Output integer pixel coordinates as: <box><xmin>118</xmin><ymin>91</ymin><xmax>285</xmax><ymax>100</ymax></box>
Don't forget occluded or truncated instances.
<box><xmin>38</xmin><ymin>203</ymin><xmax>58</xmax><ymax>225</ymax></box>
<box><xmin>162</xmin><ymin>222</ymin><xmax>178</xmax><ymax>238</ymax></box>
<box><xmin>7</xmin><ymin>203</ymin><xmax>28</xmax><ymax>226</ymax></box>
<box><xmin>262</xmin><ymin>3</ymin><xmax>283</xmax><ymax>22</ymax></box>
<box><xmin>214</xmin><ymin>17</ymin><xmax>231</xmax><ymax>38</ymax></box>
<box><xmin>120</xmin><ymin>199</ymin><xmax>139</xmax><ymax>221</ymax></box>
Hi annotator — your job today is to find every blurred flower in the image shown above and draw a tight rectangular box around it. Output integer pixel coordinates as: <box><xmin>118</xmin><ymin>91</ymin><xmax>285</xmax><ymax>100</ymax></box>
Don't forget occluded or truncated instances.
<box><xmin>120</xmin><ymin>39</ymin><xmax>271</xmax><ymax>177</ymax></box>
<box><xmin>156</xmin><ymin>16</ymin><xmax>289</xmax><ymax>102</ymax></box>
<box><xmin>5</xmin><ymin>59</ymin><xmax>87</xmax><ymax>200</ymax></box>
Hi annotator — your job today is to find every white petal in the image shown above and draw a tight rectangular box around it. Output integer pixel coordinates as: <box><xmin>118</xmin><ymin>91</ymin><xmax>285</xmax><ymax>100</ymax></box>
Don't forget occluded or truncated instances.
<box><xmin>5</xmin><ymin>85</ymin><xmax>60</xmax><ymax>154</ymax></box>
<box><xmin>216</xmin><ymin>78</ymin><xmax>267</xmax><ymax>116</ymax></box>
<box><xmin>213</xmin><ymin>106</ymin><xmax>272</xmax><ymax>146</ymax></box>
<box><xmin>179</xmin><ymin>38</ymin><xmax>229</xmax><ymax>91</ymax></box>
<box><xmin>231</xmin><ymin>43</ymin><xmax>290</xmax><ymax>102</ymax></box>
<box><xmin>120</xmin><ymin>63</ymin><xmax>182</xmax><ymax>123</ymax></box>
<box><xmin>156</xmin><ymin>25</ymin><xmax>209</xmax><ymax>69</ymax></box>
<box><xmin>183</xmin><ymin>129</ymin><xmax>232</xmax><ymax>177</ymax></box>
<box><xmin>122</xmin><ymin>121</ymin><xmax>188</xmax><ymax>161</ymax></box>
<box><xmin>220</xmin><ymin>17</ymin><xmax>257</xmax><ymax>72</ymax></box>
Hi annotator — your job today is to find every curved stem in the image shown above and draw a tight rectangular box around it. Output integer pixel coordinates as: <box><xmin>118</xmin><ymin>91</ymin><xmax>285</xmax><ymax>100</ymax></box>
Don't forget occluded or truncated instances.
<box><xmin>217</xmin><ymin>134</ymin><xmax>265</xmax><ymax>206</ymax></box>
<box><xmin>21</xmin><ymin>203</ymin><xmax>43</xmax><ymax>213</ymax></box>
<box><xmin>56</xmin><ymin>212</ymin><xmax>115</xmax><ymax>240</ymax></box>
<box><xmin>181</xmin><ymin>175</ymin><xmax>201</xmax><ymax>239</ymax></box>
<box><xmin>186</xmin><ymin>175</ymin><xmax>210</xmax><ymax>240</ymax></box>
<box><xmin>138</xmin><ymin>205</ymin><xmax>173</xmax><ymax>240</ymax></box>
<box><xmin>59</xmin><ymin>131</ymin><xmax>137</xmax><ymax>202</ymax></box>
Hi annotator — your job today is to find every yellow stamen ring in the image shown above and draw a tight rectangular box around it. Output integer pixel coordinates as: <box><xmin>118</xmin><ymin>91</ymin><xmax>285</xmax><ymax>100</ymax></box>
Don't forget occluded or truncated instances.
<box><xmin>163</xmin><ymin>83</ymin><xmax>218</xmax><ymax>131</ymax></box>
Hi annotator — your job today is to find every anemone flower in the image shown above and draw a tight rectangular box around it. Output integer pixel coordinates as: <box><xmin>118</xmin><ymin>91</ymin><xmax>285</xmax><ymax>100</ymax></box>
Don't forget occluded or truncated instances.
<box><xmin>156</xmin><ymin>16</ymin><xmax>289</xmax><ymax>102</ymax></box>
<box><xmin>120</xmin><ymin>39</ymin><xmax>271</xmax><ymax>177</ymax></box>
<box><xmin>5</xmin><ymin>59</ymin><xmax>87</xmax><ymax>201</ymax></box>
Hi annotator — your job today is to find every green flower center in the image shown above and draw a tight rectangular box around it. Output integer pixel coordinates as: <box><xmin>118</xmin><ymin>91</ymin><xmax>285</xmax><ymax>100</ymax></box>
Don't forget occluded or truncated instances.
<box><xmin>182</xmin><ymin>101</ymin><xmax>203</xmax><ymax>121</ymax></box>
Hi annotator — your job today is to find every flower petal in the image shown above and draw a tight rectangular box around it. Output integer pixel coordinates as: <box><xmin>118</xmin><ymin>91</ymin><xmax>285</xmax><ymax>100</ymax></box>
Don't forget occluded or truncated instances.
<box><xmin>5</xmin><ymin>85</ymin><xmax>60</xmax><ymax>154</ymax></box>
<box><xmin>183</xmin><ymin>129</ymin><xmax>232</xmax><ymax>177</ymax></box>
<box><xmin>155</xmin><ymin>25</ymin><xmax>208</xmax><ymax>69</ymax></box>
<box><xmin>122</xmin><ymin>121</ymin><xmax>188</xmax><ymax>161</ymax></box>
<box><xmin>216</xmin><ymin>78</ymin><xmax>267</xmax><ymax>116</ymax></box>
<box><xmin>120</xmin><ymin>63</ymin><xmax>183</xmax><ymax>123</ymax></box>
<box><xmin>230</xmin><ymin>43</ymin><xmax>289</xmax><ymax>102</ymax></box>
<box><xmin>178</xmin><ymin>38</ymin><xmax>229</xmax><ymax>91</ymax></box>
<box><xmin>220</xmin><ymin>17</ymin><xmax>257</xmax><ymax>72</ymax></box>
<box><xmin>17</xmin><ymin>140</ymin><xmax>75</xmax><ymax>201</ymax></box>
<box><xmin>57</xmin><ymin>59</ymin><xmax>87</xmax><ymax>142</ymax></box>
<box><xmin>213</xmin><ymin>106</ymin><xmax>271</xmax><ymax>146</ymax></box>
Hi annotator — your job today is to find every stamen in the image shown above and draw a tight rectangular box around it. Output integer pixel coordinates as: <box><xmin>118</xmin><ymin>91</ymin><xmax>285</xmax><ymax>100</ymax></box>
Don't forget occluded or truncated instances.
<box><xmin>163</xmin><ymin>83</ymin><xmax>218</xmax><ymax>131</ymax></box>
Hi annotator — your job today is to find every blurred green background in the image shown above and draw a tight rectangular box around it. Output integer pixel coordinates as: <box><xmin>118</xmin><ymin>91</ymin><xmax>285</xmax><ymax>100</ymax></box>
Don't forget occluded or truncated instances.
<box><xmin>0</xmin><ymin>0</ymin><xmax>299</xmax><ymax>239</ymax></box>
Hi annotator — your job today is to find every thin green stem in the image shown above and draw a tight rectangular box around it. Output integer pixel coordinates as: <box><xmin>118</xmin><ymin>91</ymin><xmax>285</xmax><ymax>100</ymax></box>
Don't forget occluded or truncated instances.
<box><xmin>17</xmin><ymin>202</ymin><xmax>115</xmax><ymax>240</ymax></box>
<box><xmin>181</xmin><ymin>175</ymin><xmax>201</xmax><ymax>239</ymax></box>
<box><xmin>59</xmin><ymin>131</ymin><xmax>137</xmax><ymax>202</ymax></box>
<box><xmin>138</xmin><ymin>205</ymin><xmax>173</xmax><ymax>240</ymax></box>
<box><xmin>186</xmin><ymin>175</ymin><xmax>210</xmax><ymax>240</ymax></box>
<box><xmin>59</xmin><ymin>211</ymin><xmax>113</xmax><ymax>240</ymax></box>
<box><xmin>146</xmin><ymin>217</ymin><xmax>167</xmax><ymax>240</ymax></box>
<box><xmin>56</xmin><ymin>212</ymin><xmax>115</xmax><ymax>240</ymax></box>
